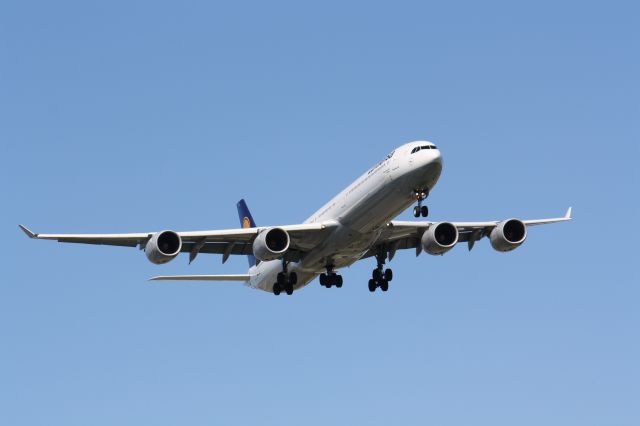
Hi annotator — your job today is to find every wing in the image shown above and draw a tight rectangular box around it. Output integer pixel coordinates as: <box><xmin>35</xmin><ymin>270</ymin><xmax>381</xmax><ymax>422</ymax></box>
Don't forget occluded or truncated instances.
<box><xmin>364</xmin><ymin>208</ymin><xmax>572</xmax><ymax>258</ymax></box>
<box><xmin>18</xmin><ymin>221</ymin><xmax>339</xmax><ymax>263</ymax></box>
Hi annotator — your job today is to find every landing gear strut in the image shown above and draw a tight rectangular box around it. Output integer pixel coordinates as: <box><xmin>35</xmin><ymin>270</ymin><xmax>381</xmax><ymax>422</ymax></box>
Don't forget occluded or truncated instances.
<box><xmin>319</xmin><ymin>264</ymin><xmax>343</xmax><ymax>288</ymax></box>
<box><xmin>273</xmin><ymin>259</ymin><xmax>297</xmax><ymax>296</ymax></box>
<box><xmin>369</xmin><ymin>251</ymin><xmax>393</xmax><ymax>292</ymax></box>
<box><xmin>412</xmin><ymin>188</ymin><xmax>429</xmax><ymax>218</ymax></box>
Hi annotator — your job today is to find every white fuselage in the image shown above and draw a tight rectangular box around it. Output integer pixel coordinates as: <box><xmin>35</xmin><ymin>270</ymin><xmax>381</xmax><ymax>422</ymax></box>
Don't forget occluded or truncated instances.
<box><xmin>247</xmin><ymin>141</ymin><xmax>443</xmax><ymax>292</ymax></box>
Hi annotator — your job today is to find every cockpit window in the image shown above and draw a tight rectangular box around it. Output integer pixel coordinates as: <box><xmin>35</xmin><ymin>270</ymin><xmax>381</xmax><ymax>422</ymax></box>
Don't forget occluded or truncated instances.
<box><xmin>412</xmin><ymin>144</ymin><xmax>438</xmax><ymax>153</ymax></box>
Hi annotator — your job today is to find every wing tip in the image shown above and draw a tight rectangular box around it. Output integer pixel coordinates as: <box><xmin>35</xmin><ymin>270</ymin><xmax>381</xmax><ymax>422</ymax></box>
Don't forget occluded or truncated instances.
<box><xmin>18</xmin><ymin>224</ymin><xmax>37</xmax><ymax>238</ymax></box>
<box><xmin>565</xmin><ymin>207</ymin><xmax>572</xmax><ymax>219</ymax></box>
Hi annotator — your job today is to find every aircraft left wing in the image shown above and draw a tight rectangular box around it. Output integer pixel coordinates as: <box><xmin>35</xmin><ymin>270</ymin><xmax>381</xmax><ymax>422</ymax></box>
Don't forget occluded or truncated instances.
<box><xmin>365</xmin><ymin>208</ymin><xmax>572</xmax><ymax>258</ymax></box>
<box><xmin>18</xmin><ymin>221</ymin><xmax>339</xmax><ymax>263</ymax></box>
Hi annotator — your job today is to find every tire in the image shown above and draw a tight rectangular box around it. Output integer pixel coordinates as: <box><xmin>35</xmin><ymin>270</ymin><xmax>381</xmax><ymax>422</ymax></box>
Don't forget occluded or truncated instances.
<box><xmin>277</xmin><ymin>272</ymin><xmax>286</xmax><ymax>286</ymax></box>
<box><xmin>273</xmin><ymin>283</ymin><xmax>281</xmax><ymax>295</ymax></box>
<box><xmin>413</xmin><ymin>206</ymin><xmax>420</xmax><ymax>217</ymax></box>
<box><xmin>421</xmin><ymin>205</ymin><xmax>429</xmax><ymax>217</ymax></box>
<box><xmin>289</xmin><ymin>272</ymin><xmax>298</xmax><ymax>286</ymax></box>
<box><xmin>285</xmin><ymin>283</ymin><xmax>293</xmax><ymax>295</ymax></box>
<box><xmin>336</xmin><ymin>275</ymin><xmax>343</xmax><ymax>288</ymax></box>
<box><xmin>319</xmin><ymin>273</ymin><xmax>327</xmax><ymax>286</ymax></box>
<box><xmin>324</xmin><ymin>274</ymin><xmax>332</xmax><ymax>288</ymax></box>
<box><xmin>384</xmin><ymin>269</ymin><xmax>393</xmax><ymax>281</ymax></box>
<box><xmin>380</xmin><ymin>280</ymin><xmax>389</xmax><ymax>292</ymax></box>
<box><xmin>373</xmin><ymin>269</ymin><xmax>382</xmax><ymax>281</ymax></box>
<box><xmin>368</xmin><ymin>279</ymin><xmax>376</xmax><ymax>292</ymax></box>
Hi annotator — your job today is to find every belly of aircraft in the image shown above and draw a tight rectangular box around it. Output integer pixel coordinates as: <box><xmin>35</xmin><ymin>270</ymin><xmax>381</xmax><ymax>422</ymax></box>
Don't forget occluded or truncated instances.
<box><xmin>256</xmin><ymin>160</ymin><xmax>443</xmax><ymax>293</ymax></box>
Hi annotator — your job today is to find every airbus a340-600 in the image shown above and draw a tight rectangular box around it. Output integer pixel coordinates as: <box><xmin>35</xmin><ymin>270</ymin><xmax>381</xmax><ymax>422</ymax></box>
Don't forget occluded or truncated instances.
<box><xmin>20</xmin><ymin>141</ymin><xmax>571</xmax><ymax>295</ymax></box>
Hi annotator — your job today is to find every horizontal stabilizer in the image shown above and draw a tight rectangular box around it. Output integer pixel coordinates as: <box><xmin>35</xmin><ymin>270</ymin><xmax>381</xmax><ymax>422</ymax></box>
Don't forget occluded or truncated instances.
<box><xmin>149</xmin><ymin>274</ymin><xmax>252</xmax><ymax>282</ymax></box>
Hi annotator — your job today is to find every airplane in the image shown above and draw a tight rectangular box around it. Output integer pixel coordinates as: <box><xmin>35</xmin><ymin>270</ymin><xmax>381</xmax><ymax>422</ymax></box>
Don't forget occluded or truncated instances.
<box><xmin>19</xmin><ymin>141</ymin><xmax>571</xmax><ymax>296</ymax></box>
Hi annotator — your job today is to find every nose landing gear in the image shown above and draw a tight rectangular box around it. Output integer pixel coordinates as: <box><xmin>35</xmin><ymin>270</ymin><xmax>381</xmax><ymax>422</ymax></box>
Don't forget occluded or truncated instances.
<box><xmin>412</xmin><ymin>188</ymin><xmax>429</xmax><ymax>218</ymax></box>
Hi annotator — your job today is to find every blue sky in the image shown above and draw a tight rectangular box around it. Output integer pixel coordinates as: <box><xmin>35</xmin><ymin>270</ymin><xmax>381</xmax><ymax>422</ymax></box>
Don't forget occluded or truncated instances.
<box><xmin>1</xmin><ymin>1</ymin><xmax>639</xmax><ymax>425</ymax></box>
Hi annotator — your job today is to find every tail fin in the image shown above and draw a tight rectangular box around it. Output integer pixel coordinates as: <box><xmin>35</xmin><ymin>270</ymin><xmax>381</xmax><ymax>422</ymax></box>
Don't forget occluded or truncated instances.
<box><xmin>236</xmin><ymin>199</ymin><xmax>257</xmax><ymax>267</ymax></box>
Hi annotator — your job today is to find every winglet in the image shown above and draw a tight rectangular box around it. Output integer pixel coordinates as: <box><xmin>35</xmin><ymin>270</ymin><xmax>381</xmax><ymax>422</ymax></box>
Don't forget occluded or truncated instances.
<box><xmin>18</xmin><ymin>224</ymin><xmax>37</xmax><ymax>238</ymax></box>
<box><xmin>565</xmin><ymin>207</ymin><xmax>572</xmax><ymax>219</ymax></box>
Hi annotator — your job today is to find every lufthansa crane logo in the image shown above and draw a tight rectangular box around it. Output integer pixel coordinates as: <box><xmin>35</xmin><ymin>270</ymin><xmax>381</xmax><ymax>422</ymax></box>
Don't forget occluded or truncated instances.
<box><xmin>242</xmin><ymin>217</ymin><xmax>251</xmax><ymax>228</ymax></box>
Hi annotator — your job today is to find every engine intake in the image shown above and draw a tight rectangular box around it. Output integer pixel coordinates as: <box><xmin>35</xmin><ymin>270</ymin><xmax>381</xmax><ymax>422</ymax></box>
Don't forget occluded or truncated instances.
<box><xmin>145</xmin><ymin>230</ymin><xmax>182</xmax><ymax>264</ymax></box>
<box><xmin>422</xmin><ymin>222</ymin><xmax>459</xmax><ymax>255</ymax></box>
<box><xmin>490</xmin><ymin>219</ymin><xmax>527</xmax><ymax>252</ymax></box>
<box><xmin>252</xmin><ymin>227</ymin><xmax>290</xmax><ymax>262</ymax></box>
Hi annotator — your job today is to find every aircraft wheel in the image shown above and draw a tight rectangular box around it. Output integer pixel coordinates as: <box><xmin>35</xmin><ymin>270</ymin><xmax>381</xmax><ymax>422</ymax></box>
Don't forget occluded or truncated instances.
<box><xmin>372</xmin><ymin>268</ymin><xmax>382</xmax><ymax>281</ymax></box>
<box><xmin>273</xmin><ymin>283</ymin><xmax>282</xmax><ymax>296</ymax></box>
<box><xmin>413</xmin><ymin>206</ymin><xmax>420</xmax><ymax>217</ymax></box>
<box><xmin>277</xmin><ymin>272</ymin><xmax>286</xmax><ymax>286</ymax></box>
<box><xmin>380</xmin><ymin>280</ymin><xmax>389</xmax><ymax>292</ymax></box>
<box><xmin>368</xmin><ymin>279</ymin><xmax>376</xmax><ymax>292</ymax></box>
<box><xmin>285</xmin><ymin>283</ymin><xmax>294</xmax><ymax>295</ymax></box>
<box><xmin>289</xmin><ymin>272</ymin><xmax>298</xmax><ymax>286</ymax></box>
<box><xmin>421</xmin><ymin>205</ymin><xmax>429</xmax><ymax>217</ymax></box>
<box><xmin>384</xmin><ymin>269</ymin><xmax>393</xmax><ymax>281</ymax></box>
<box><xmin>335</xmin><ymin>275</ymin><xmax>343</xmax><ymax>288</ymax></box>
<box><xmin>319</xmin><ymin>273</ymin><xmax>327</xmax><ymax>287</ymax></box>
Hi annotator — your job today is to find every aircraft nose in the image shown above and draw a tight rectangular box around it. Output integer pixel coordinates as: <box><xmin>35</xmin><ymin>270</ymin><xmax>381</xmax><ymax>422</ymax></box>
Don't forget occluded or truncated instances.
<box><xmin>433</xmin><ymin>148</ymin><xmax>442</xmax><ymax>163</ymax></box>
<box><xmin>422</xmin><ymin>146</ymin><xmax>441</xmax><ymax>165</ymax></box>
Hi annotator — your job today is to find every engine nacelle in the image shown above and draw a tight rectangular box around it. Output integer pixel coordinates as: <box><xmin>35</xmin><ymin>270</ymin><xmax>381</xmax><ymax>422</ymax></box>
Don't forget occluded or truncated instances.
<box><xmin>145</xmin><ymin>230</ymin><xmax>182</xmax><ymax>264</ymax></box>
<box><xmin>421</xmin><ymin>222</ymin><xmax>459</xmax><ymax>255</ymax></box>
<box><xmin>490</xmin><ymin>219</ymin><xmax>527</xmax><ymax>252</ymax></box>
<box><xmin>252</xmin><ymin>227</ymin><xmax>290</xmax><ymax>262</ymax></box>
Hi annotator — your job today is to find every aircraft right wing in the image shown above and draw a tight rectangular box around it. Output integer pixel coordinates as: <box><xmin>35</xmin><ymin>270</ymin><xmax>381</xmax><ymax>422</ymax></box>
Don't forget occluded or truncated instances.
<box><xmin>18</xmin><ymin>220</ymin><xmax>340</xmax><ymax>264</ymax></box>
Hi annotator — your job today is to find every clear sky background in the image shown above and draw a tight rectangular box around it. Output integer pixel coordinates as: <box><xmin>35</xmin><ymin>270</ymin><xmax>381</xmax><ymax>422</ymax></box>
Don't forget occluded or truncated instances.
<box><xmin>1</xmin><ymin>1</ymin><xmax>638</xmax><ymax>425</ymax></box>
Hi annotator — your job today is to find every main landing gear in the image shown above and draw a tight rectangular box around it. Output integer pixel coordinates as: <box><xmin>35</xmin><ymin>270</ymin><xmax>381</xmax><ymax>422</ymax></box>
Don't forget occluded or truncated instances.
<box><xmin>369</xmin><ymin>252</ymin><xmax>393</xmax><ymax>292</ymax></box>
<box><xmin>319</xmin><ymin>265</ymin><xmax>343</xmax><ymax>288</ymax></box>
<box><xmin>412</xmin><ymin>188</ymin><xmax>429</xmax><ymax>218</ymax></box>
<box><xmin>273</xmin><ymin>260</ymin><xmax>297</xmax><ymax>296</ymax></box>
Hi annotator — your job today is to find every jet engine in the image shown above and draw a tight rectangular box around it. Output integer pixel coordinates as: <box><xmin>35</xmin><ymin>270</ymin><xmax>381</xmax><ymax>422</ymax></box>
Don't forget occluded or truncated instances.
<box><xmin>252</xmin><ymin>227</ymin><xmax>290</xmax><ymax>262</ymax></box>
<box><xmin>421</xmin><ymin>222</ymin><xmax>459</xmax><ymax>255</ymax></box>
<box><xmin>145</xmin><ymin>230</ymin><xmax>182</xmax><ymax>264</ymax></box>
<box><xmin>490</xmin><ymin>219</ymin><xmax>527</xmax><ymax>252</ymax></box>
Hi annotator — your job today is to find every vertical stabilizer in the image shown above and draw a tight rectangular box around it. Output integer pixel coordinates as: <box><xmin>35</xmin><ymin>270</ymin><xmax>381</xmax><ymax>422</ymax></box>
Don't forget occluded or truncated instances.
<box><xmin>236</xmin><ymin>199</ymin><xmax>257</xmax><ymax>267</ymax></box>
